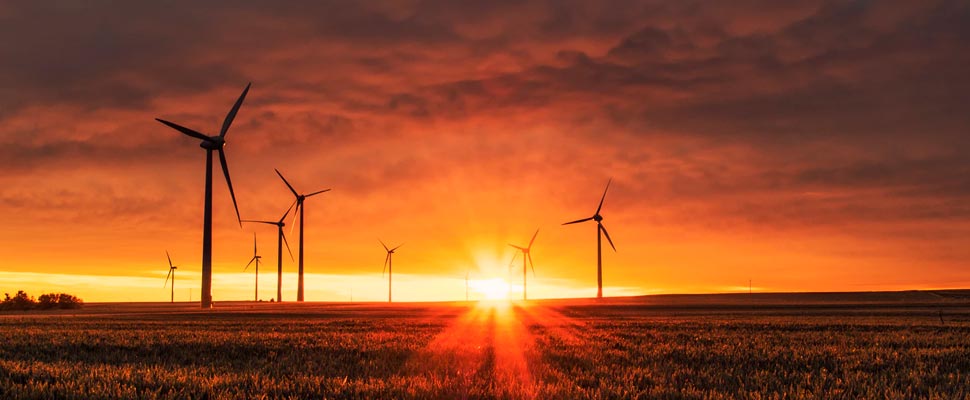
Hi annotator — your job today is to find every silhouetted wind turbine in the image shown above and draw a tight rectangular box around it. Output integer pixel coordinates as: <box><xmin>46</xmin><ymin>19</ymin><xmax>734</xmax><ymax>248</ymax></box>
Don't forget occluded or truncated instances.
<box><xmin>164</xmin><ymin>251</ymin><xmax>178</xmax><ymax>303</ymax></box>
<box><xmin>465</xmin><ymin>271</ymin><xmax>470</xmax><ymax>302</ymax></box>
<box><xmin>563</xmin><ymin>178</ymin><xmax>616</xmax><ymax>299</ymax></box>
<box><xmin>156</xmin><ymin>83</ymin><xmax>250</xmax><ymax>309</ymax></box>
<box><xmin>380</xmin><ymin>240</ymin><xmax>403</xmax><ymax>303</ymax></box>
<box><xmin>241</xmin><ymin>203</ymin><xmax>295</xmax><ymax>303</ymax></box>
<box><xmin>509</xmin><ymin>229</ymin><xmax>539</xmax><ymax>300</ymax></box>
<box><xmin>275</xmin><ymin>169</ymin><xmax>330</xmax><ymax>302</ymax></box>
<box><xmin>243</xmin><ymin>233</ymin><xmax>262</xmax><ymax>301</ymax></box>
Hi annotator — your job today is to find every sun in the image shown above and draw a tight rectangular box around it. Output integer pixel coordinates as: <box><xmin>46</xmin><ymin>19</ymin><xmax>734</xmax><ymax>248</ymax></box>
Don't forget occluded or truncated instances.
<box><xmin>470</xmin><ymin>278</ymin><xmax>510</xmax><ymax>300</ymax></box>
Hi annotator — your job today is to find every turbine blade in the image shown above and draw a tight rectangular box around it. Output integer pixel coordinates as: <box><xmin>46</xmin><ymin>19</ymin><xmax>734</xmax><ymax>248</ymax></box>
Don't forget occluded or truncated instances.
<box><xmin>220</xmin><ymin>82</ymin><xmax>251</xmax><ymax>138</ymax></box>
<box><xmin>275</xmin><ymin>168</ymin><xmax>299</xmax><ymax>197</ymax></box>
<box><xmin>528</xmin><ymin>229</ymin><xmax>539</xmax><ymax>248</ymax></box>
<box><xmin>289</xmin><ymin>202</ymin><xmax>300</xmax><ymax>236</ymax></box>
<box><xmin>241</xmin><ymin>220</ymin><xmax>277</xmax><ymax>226</ymax></box>
<box><xmin>281</xmin><ymin>231</ymin><xmax>295</xmax><ymax>262</ymax></box>
<box><xmin>508</xmin><ymin>253</ymin><xmax>517</xmax><ymax>270</ymax></box>
<box><xmin>562</xmin><ymin>216</ymin><xmax>594</xmax><ymax>225</ymax></box>
<box><xmin>596</xmin><ymin>178</ymin><xmax>612</xmax><ymax>215</ymax></box>
<box><xmin>278</xmin><ymin>200</ymin><xmax>296</xmax><ymax>223</ymax></box>
<box><xmin>528</xmin><ymin>253</ymin><xmax>536</xmax><ymax>278</ymax></box>
<box><xmin>244</xmin><ymin>256</ymin><xmax>256</xmax><ymax>271</ymax></box>
<box><xmin>253</xmin><ymin>232</ymin><xmax>257</xmax><ymax>255</ymax></box>
<box><xmin>218</xmin><ymin>149</ymin><xmax>241</xmax><ymax>226</ymax></box>
<box><xmin>509</xmin><ymin>244</ymin><xmax>525</xmax><ymax>251</ymax></box>
<box><xmin>156</xmin><ymin>118</ymin><xmax>211</xmax><ymax>142</ymax></box>
<box><xmin>306</xmin><ymin>188</ymin><xmax>331</xmax><ymax>197</ymax></box>
<box><xmin>166</xmin><ymin>250</ymin><xmax>173</xmax><ymax>269</ymax></box>
<box><xmin>600</xmin><ymin>223</ymin><xmax>616</xmax><ymax>251</ymax></box>
<box><xmin>391</xmin><ymin>243</ymin><xmax>404</xmax><ymax>252</ymax></box>
<box><xmin>382</xmin><ymin>254</ymin><xmax>389</xmax><ymax>277</ymax></box>
<box><xmin>379</xmin><ymin>239</ymin><xmax>389</xmax><ymax>252</ymax></box>
<box><xmin>164</xmin><ymin>268</ymin><xmax>172</xmax><ymax>288</ymax></box>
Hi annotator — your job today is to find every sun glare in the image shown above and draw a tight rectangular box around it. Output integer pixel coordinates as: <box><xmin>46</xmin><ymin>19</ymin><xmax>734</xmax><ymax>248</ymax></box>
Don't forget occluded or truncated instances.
<box><xmin>471</xmin><ymin>278</ymin><xmax>510</xmax><ymax>300</ymax></box>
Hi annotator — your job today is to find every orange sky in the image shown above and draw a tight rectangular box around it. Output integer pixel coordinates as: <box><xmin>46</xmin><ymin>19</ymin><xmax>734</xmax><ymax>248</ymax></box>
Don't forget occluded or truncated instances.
<box><xmin>2</xmin><ymin>1</ymin><xmax>969</xmax><ymax>302</ymax></box>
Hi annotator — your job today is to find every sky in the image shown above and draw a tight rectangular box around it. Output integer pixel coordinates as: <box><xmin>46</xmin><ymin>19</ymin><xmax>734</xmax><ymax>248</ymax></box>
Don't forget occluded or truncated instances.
<box><xmin>1</xmin><ymin>0</ymin><xmax>969</xmax><ymax>302</ymax></box>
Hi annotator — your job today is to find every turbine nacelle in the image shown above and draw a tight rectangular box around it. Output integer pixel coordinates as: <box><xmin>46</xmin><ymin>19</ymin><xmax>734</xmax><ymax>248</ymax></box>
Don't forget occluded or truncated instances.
<box><xmin>593</xmin><ymin>214</ymin><xmax>603</xmax><ymax>222</ymax></box>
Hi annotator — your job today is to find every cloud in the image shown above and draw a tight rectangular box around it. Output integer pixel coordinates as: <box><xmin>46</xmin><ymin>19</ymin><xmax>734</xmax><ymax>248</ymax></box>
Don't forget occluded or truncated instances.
<box><xmin>1</xmin><ymin>0</ymin><xmax>969</xmax><ymax>297</ymax></box>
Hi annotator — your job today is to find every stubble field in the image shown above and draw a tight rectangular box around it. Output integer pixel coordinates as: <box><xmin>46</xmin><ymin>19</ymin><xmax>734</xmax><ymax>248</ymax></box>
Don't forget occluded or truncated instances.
<box><xmin>2</xmin><ymin>292</ymin><xmax>969</xmax><ymax>399</ymax></box>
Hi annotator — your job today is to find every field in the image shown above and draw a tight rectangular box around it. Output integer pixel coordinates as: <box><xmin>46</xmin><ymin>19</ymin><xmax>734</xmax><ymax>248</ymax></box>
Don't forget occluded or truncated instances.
<box><xmin>2</xmin><ymin>291</ymin><xmax>970</xmax><ymax>399</ymax></box>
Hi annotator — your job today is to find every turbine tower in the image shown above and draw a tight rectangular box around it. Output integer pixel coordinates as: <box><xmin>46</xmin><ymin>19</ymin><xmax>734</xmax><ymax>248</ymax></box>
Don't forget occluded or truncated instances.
<box><xmin>465</xmin><ymin>271</ymin><xmax>470</xmax><ymax>302</ymax></box>
<box><xmin>241</xmin><ymin>203</ymin><xmax>295</xmax><ymax>303</ymax></box>
<box><xmin>380</xmin><ymin>240</ymin><xmax>403</xmax><ymax>303</ymax></box>
<box><xmin>275</xmin><ymin>169</ymin><xmax>330</xmax><ymax>302</ymax></box>
<box><xmin>164</xmin><ymin>251</ymin><xmax>178</xmax><ymax>303</ymax></box>
<box><xmin>243</xmin><ymin>233</ymin><xmax>262</xmax><ymax>301</ymax></box>
<box><xmin>156</xmin><ymin>83</ymin><xmax>250</xmax><ymax>309</ymax></box>
<box><xmin>509</xmin><ymin>229</ymin><xmax>539</xmax><ymax>300</ymax></box>
<box><xmin>563</xmin><ymin>178</ymin><xmax>616</xmax><ymax>299</ymax></box>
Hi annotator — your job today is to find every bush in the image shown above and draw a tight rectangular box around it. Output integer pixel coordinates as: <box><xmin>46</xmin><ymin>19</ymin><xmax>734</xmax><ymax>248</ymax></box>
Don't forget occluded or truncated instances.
<box><xmin>2</xmin><ymin>290</ymin><xmax>35</xmax><ymax>311</ymax></box>
<box><xmin>2</xmin><ymin>291</ymin><xmax>83</xmax><ymax>311</ymax></box>
<box><xmin>37</xmin><ymin>293</ymin><xmax>84</xmax><ymax>310</ymax></box>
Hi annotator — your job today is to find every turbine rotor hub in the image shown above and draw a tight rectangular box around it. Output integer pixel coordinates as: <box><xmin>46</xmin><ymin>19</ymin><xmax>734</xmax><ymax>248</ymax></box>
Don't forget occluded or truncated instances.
<box><xmin>200</xmin><ymin>136</ymin><xmax>225</xmax><ymax>150</ymax></box>
<box><xmin>593</xmin><ymin>214</ymin><xmax>603</xmax><ymax>222</ymax></box>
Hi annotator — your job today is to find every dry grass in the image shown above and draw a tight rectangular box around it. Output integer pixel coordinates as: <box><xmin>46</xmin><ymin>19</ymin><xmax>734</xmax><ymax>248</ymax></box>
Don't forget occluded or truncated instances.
<box><xmin>1</xmin><ymin>294</ymin><xmax>969</xmax><ymax>399</ymax></box>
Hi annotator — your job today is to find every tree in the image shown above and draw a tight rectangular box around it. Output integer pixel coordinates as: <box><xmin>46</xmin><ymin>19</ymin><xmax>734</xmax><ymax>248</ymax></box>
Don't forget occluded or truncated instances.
<box><xmin>1</xmin><ymin>290</ymin><xmax>36</xmax><ymax>311</ymax></box>
<box><xmin>2</xmin><ymin>291</ymin><xmax>83</xmax><ymax>311</ymax></box>
<box><xmin>38</xmin><ymin>293</ymin><xmax>84</xmax><ymax>310</ymax></box>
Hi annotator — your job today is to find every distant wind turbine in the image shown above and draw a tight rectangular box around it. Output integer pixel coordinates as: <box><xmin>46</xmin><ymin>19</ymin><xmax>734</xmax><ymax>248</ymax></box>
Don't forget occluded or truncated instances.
<box><xmin>563</xmin><ymin>178</ymin><xmax>616</xmax><ymax>299</ymax></box>
<box><xmin>275</xmin><ymin>169</ymin><xmax>330</xmax><ymax>302</ymax></box>
<box><xmin>243</xmin><ymin>233</ymin><xmax>262</xmax><ymax>302</ymax></box>
<box><xmin>156</xmin><ymin>83</ymin><xmax>251</xmax><ymax>309</ymax></box>
<box><xmin>465</xmin><ymin>271</ymin><xmax>470</xmax><ymax>302</ymax></box>
<box><xmin>380</xmin><ymin>240</ymin><xmax>403</xmax><ymax>303</ymax></box>
<box><xmin>509</xmin><ymin>229</ymin><xmax>539</xmax><ymax>300</ymax></box>
<box><xmin>241</xmin><ymin>203</ymin><xmax>295</xmax><ymax>303</ymax></box>
<box><xmin>164</xmin><ymin>251</ymin><xmax>178</xmax><ymax>303</ymax></box>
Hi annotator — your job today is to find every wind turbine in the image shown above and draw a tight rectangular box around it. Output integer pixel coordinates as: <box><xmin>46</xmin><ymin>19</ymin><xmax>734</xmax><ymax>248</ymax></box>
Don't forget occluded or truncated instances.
<box><xmin>243</xmin><ymin>233</ymin><xmax>262</xmax><ymax>301</ymax></box>
<box><xmin>380</xmin><ymin>240</ymin><xmax>403</xmax><ymax>303</ymax></box>
<box><xmin>465</xmin><ymin>271</ymin><xmax>470</xmax><ymax>302</ymax></box>
<box><xmin>164</xmin><ymin>251</ymin><xmax>178</xmax><ymax>303</ymax></box>
<box><xmin>156</xmin><ymin>83</ymin><xmax>250</xmax><ymax>309</ymax></box>
<box><xmin>509</xmin><ymin>229</ymin><xmax>539</xmax><ymax>300</ymax></box>
<box><xmin>241</xmin><ymin>203</ymin><xmax>295</xmax><ymax>303</ymax></box>
<box><xmin>563</xmin><ymin>178</ymin><xmax>616</xmax><ymax>299</ymax></box>
<box><xmin>275</xmin><ymin>168</ymin><xmax>330</xmax><ymax>302</ymax></box>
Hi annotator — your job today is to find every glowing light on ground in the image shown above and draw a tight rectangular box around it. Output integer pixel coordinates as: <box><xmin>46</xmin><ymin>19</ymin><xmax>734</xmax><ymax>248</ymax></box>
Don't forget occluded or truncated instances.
<box><xmin>406</xmin><ymin>300</ymin><xmax>537</xmax><ymax>396</ymax></box>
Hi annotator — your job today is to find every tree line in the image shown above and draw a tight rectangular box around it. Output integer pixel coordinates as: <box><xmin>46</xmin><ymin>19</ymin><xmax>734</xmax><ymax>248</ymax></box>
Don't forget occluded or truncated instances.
<box><xmin>1</xmin><ymin>290</ymin><xmax>83</xmax><ymax>310</ymax></box>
